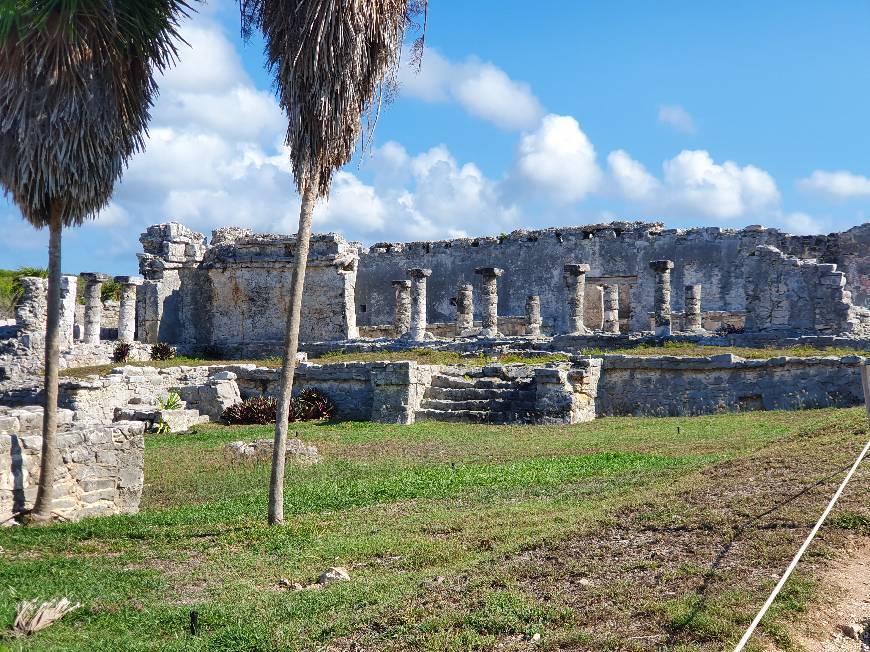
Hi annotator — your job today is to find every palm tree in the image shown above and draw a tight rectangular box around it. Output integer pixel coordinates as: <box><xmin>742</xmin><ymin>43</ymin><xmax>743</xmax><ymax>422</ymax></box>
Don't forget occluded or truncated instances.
<box><xmin>0</xmin><ymin>0</ymin><xmax>192</xmax><ymax>523</ymax></box>
<box><xmin>240</xmin><ymin>0</ymin><xmax>427</xmax><ymax>525</ymax></box>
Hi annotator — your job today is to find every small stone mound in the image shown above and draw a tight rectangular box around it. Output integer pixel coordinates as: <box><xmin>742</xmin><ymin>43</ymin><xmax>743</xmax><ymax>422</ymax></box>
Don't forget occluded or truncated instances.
<box><xmin>224</xmin><ymin>437</ymin><xmax>320</xmax><ymax>465</ymax></box>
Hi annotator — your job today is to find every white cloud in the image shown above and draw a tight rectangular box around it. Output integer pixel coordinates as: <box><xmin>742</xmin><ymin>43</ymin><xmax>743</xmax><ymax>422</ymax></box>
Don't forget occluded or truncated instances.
<box><xmin>608</xmin><ymin>149</ymin><xmax>780</xmax><ymax>219</ymax></box>
<box><xmin>658</xmin><ymin>104</ymin><xmax>697</xmax><ymax>134</ymax></box>
<box><xmin>509</xmin><ymin>114</ymin><xmax>603</xmax><ymax>203</ymax></box>
<box><xmin>780</xmin><ymin>211</ymin><xmax>823</xmax><ymax>235</ymax></box>
<box><xmin>399</xmin><ymin>49</ymin><xmax>544</xmax><ymax>130</ymax></box>
<box><xmin>314</xmin><ymin>172</ymin><xmax>387</xmax><ymax>233</ymax></box>
<box><xmin>797</xmin><ymin>170</ymin><xmax>870</xmax><ymax>199</ymax></box>
<box><xmin>607</xmin><ymin>149</ymin><xmax>660</xmax><ymax>202</ymax></box>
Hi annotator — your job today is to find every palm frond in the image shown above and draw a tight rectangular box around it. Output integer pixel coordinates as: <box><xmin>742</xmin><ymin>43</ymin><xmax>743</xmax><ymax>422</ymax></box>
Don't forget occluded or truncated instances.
<box><xmin>240</xmin><ymin>0</ymin><xmax>426</xmax><ymax>198</ymax></box>
<box><xmin>0</xmin><ymin>0</ymin><xmax>194</xmax><ymax>228</ymax></box>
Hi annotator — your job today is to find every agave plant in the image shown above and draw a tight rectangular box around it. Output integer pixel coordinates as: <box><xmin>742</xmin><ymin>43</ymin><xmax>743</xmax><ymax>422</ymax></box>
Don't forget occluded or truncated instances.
<box><xmin>0</xmin><ymin>0</ymin><xmax>192</xmax><ymax>522</ymax></box>
<box><xmin>239</xmin><ymin>0</ymin><xmax>427</xmax><ymax>525</ymax></box>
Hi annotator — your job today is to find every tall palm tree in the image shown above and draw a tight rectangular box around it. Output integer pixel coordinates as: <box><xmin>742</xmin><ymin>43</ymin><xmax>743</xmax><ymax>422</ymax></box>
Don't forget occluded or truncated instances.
<box><xmin>240</xmin><ymin>0</ymin><xmax>427</xmax><ymax>525</ymax></box>
<box><xmin>0</xmin><ymin>0</ymin><xmax>192</xmax><ymax>523</ymax></box>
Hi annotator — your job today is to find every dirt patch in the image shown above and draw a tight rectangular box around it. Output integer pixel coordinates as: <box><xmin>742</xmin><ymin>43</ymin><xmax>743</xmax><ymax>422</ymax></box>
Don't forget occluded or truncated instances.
<box><xmin>788</xmin><ymin>535</ymin><xmax>870</xmax><ymax>652</ymax></box>
<box><xmin>497</xmin><ymin>429</ymin><xmax>870</xmax><ymax>650</ymax></box>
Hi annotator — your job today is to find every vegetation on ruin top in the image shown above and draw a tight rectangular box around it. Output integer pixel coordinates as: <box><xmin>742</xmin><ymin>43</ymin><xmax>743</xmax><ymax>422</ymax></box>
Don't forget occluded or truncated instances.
<box><xmin>589</xmin><ymin>340</ymin><xmax>870</xmax><ymax>359</ymax></box>
<box><xmin>57</xmin><ymin>342</ymin><xmax>868</xmax><ymax>380</ymax></box>
<box><xmin>0</xmin><ymin>407</ymin><xmax>867</xmax><ymax>650</ymax></box>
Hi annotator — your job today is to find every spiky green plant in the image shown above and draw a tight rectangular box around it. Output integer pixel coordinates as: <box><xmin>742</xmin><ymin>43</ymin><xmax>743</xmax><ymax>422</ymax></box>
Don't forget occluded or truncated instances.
<box><xmin>239</xmin><ymin>0</ymin><xmax>426</xmax><ymax>525</ymax></box>
<box><xmin>0</xmin><ymin>0</ymin><xmax>193</xmax><ymax>523</ymax></box>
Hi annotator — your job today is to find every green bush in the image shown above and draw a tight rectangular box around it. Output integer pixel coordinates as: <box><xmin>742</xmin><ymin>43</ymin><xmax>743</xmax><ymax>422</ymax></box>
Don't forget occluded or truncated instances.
<box><xmin>151</xmin><ymin>342</ymin><xmax>176</xmax><ymax>361</ymax></box>
<box><xmin>221</xmin><ymin>389</ymin><xmax>335</xmax><ymax>425</ymax></box>
<box><xmin>157</xmin><ymin>392</ymin><xmax>182</xmax><ymax>411</ymax></box>
<box><xmin>112</xmin><ymin>341</ymin><xmax>132</xmax><ymax>363</ymax></box>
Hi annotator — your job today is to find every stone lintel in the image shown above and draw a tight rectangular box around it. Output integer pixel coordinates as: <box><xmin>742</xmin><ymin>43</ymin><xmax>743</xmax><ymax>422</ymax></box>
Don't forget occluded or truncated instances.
<box><xmin>563</xmin><ymin>263</ymin><xmax>591</xmax><ymax>276</ymax></box>
<box><xmin>474</xmin><ymin>267</ymin><xmax>504</xmax><ymax>277</ymax></box>
<box><xmin>406</xmin><ymin>268</ymin><xmax>432</xmax><ymax>278</ymax></box>
<box><xmin>649</xmin><ymin>260</ymin><xmax>674</xmax><ymax>273</ymax></box>
<box><xmin>114</xmin><ymin>275</ymin><xmax>144</xmax><ymax>286</ymax></box>
<box><xmin>80</xmin><ymin>272</ymin><xmax>109</xmax><ymax>284</ymax></box>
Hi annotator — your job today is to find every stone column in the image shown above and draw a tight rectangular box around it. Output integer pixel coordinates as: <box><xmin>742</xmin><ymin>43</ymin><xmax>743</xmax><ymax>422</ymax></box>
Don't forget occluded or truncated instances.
<box><xmin>593</xmin><ymin>285</ymin><xmax>605</xmax><ymax>331</ymax></box>
<box><xmin>115</xmin><ymin>275</ymin><xmax>144</xmax><ymax>343</ymax></box>
<box><xmin>455</xmin><ymin>282</ymin><xmax>474</xmax><ymax>336</ymax></box>
<box><xmin>391</xmin><ymin>280</ymin><xmax>412</xmax><ymax>337</ymax></box>
<box><xmin>474</xmin><ymin>267</ymin><xmax>503</xmax><ymax>338</ymax></box>
<box><xmin>684</xmin><ymin>284</ymin><xmax>703</xmax><ymax>333</ymax></box>
<box><xmin>603</xmin><ymin>284</ymin><xmax>620</xmax><ymax>334</ymax></box>
<box><xmin>563</xmin><ymin>264</ymin><xmax>590</xmax><ymax>334</ymax></box>
<box><xmin>649</xmin><ymin>260</ymin><xmax>674</xmax><ymax>337</ymax></box>
<box><xmin>525</xmin><ymin>295</ymin><xmax>542</xmax><ymax>336</ymax></box>
<box><xmin>80</xmin><ymin>272</ymin><xmax>109</xmax><ymax>344</ymax></box>
<box><xmin>58</xmin><ymin>275</ymin><xmax>77</xmax><ymax>349</ymax></box>
<box><xmin>406</xmin><ymin>268</ymin><xmax>432</xmax><ymax>340</ymax></box>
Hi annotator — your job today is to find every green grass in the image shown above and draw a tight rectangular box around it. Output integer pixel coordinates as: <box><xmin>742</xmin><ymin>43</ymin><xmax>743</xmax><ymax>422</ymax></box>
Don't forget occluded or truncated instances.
<box><xmin>1</xmin><ymin>408</ymin><xmax>866</xmax><ymax>650</ymax></box>
<box><xmin>59</xmin><ymin>341</ymin><xmax>868</xmax><ymax>380</ymax></box>
<box><xmin>589</xmin><ymin>340</ymin><xmax>870</xmax><ymax>359</ymax></box>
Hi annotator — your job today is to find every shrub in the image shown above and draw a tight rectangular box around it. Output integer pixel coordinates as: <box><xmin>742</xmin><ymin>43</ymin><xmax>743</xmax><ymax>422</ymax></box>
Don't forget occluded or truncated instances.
<box><xmin>112</xmin><ymin>341</ymin><xmax>132</xmax><ymax>363</ymax></box>
<box><xmin>221</xmin><ymin>389</ymin><xmax>335</xmax><ymax>425</ymax></box>
<box><xmin>292</xmin><ymin>388</ymin><xmax>335</xmax><ymax>422</ymax></box>
<box><xmin>715</xmin><ymin>323</ymin><xmax>745</xmax><ymax>336</ymax></box>
<box><xmin>222</xmin><ymin>396</ymin><xmax>278</xmax><ymax>425</ymax></box>
<box><xmin>151</xmin><ymin>342</ymin><xmax>176</xmax><ymax>361</ymax></box>
<box><xmin>158</xmin><ymin>392</ymin><xmax>182</xmax><ymax>411</ymax></box>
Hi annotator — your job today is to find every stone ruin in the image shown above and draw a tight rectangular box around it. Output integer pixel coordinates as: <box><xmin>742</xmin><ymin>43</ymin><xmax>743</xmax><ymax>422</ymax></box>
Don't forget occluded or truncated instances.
<box><xmin>1</xmin><ymin>218</ymin><xmax>869</xmax><ymax>522</ymax></box>
<box><xmin>128</xmin><ymin>220</ymin><xmax>870</xmax><ymax>352</ymax></box>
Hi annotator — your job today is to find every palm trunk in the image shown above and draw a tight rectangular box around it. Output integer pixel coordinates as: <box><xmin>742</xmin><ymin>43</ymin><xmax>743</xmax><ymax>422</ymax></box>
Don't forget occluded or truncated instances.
<box><xmin>30</xmin><ymin>202</ymin><xmax>63</xmax><ymax>523</ymax></box>
<box><xmin>268</xmin><ymin>175</ymin><xmax>318</xmax><ymax>525</ymax></box>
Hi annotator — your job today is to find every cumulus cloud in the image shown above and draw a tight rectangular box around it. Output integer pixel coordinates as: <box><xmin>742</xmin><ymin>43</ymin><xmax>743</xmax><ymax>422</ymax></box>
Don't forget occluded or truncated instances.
<box><xmin>658</xmin><ymin>104</ymin><xmax>697</xmax><ymax>134</ymax></box>
<box><xmin>399</xmin><ymin>49</ymin><xmax>544</xmax><ymax>130</ymax></box>
<box><xmin>797</xmin><ymin>170</ymin><xmax>870</xmax><ymax>199</ymax></box>
<box><xmin>780</xmin><ymin>211</ymin><xmax>823</xmax><ymax>235</ymax></box>
<box><xmin>608</xmin><ymin>149</ymin><xmax>780</xmax><ymax>220</ymax></box>
<box><xmin>508</xmin><ymin>114</ymin><xmax>603</xmax><ymax>203</ymax></box>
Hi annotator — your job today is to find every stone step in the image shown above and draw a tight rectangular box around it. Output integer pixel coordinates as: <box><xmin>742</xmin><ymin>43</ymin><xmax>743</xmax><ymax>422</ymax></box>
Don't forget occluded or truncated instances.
<box><xmin>423</xmin><ymin>385</ymin><xmax>535</xmax><ymax>401</ymax></box>
<box><xmin>415</xmin><ymin>408</ymin><xmax>537</xmax><ymax>424</ymax></box>
<box><xmin>429</xmin><ymin>374</ymin><xmax>531</xmax><ymax>391</ymax></box>
<box><xmin>421</xmin><ymin>397</ymin><xmax>536</xmax><ymax>412</ymax></box>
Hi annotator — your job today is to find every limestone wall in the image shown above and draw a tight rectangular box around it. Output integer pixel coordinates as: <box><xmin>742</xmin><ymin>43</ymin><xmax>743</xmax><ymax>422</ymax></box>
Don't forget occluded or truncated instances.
<box><xmin>0</xmin><ymin>406</ymin><xmax>145</xmax><ymax>522</ymax></box>
<box><xmin>596</xmin><ymin>354</ymin><xmax>867</xmax><ymax>417</ymax></box>
<box><xmin>355</xmin><ymin>222</ymin><xmax>870</xmax><ymax>333</ymax></box>
<box><xmin>745</xmin><ymin>245</ymin><xmax>870</xmax><ymax>335</ymax></box>
<box><xmin>136</xmin><ymin>223</ymin><xmax>360</xmax><ymax>351</ymax></box>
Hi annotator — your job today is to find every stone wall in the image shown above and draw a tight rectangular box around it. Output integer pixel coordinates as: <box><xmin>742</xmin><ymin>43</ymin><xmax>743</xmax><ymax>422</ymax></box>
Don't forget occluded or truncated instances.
<box><xmin>596</xmin><ymin>354</ymin><xmax>867</xmax><ymax>416</ymax></box>
<box><xmin>136</xmin><ymin>223</ymin><xmax>360</xmax><ymax>352</ymax></box>
<box><xmin>0</xmin><ymin>406</ymin><xmax>145</xmax><ymax>522</ymax></box>
<box><xmin>745</xmin><ymin>245</ymin><xmax>870</xmax><ymax>336</ymax></box>
<box><xmin>354</xmin><ymin>222</ymin><xmax>870</xmax><ymax>334</ymax></box>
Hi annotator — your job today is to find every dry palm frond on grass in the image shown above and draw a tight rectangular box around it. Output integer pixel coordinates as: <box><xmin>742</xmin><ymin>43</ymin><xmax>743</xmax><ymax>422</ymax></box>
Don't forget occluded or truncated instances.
<box><xmin>13</xmin><ymin>598</ymin><xmax>80</xmax><ymax>635</ymax></box>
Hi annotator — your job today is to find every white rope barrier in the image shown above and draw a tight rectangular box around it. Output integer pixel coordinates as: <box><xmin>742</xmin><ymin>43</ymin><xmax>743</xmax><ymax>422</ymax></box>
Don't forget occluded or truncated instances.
<box><xmin>733</xmin><ymin>362</ymin><xmax>870</xmax><ymax>652</ymax></box>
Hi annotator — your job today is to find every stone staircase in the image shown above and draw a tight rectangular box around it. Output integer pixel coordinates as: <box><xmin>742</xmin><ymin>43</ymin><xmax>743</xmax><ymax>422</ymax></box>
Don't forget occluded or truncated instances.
<box><xmin>415</xmin><ymin>367</ymin><xmax>538</xmax><ymax>424</ymax></box>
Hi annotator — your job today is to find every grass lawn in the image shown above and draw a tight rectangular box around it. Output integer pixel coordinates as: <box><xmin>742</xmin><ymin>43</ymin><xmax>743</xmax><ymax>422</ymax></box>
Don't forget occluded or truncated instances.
<box><xmin>1</xmin><ymin>409</ymin><xmax>868</xmax><ymax>651</ymax></box>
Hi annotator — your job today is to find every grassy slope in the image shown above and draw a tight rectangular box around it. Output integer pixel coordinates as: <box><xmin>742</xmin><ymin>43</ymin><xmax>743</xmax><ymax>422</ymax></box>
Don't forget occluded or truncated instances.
<box><xmin>0</xmin><ymin>409</ymin><xmax>867</xmax><ymax>651</ymax></box>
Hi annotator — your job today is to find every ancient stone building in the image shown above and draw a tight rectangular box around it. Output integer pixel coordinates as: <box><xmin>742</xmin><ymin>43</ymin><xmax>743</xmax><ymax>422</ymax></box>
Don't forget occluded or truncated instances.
<box><xmin>131</xmin><ymin>220</ymin><xmax>870</xmax><ymax>347</ymax></box>
<box><xmin>136</xmin><ymin>223</ymin><xmax>359</xmax><ymax>356</ymax></box>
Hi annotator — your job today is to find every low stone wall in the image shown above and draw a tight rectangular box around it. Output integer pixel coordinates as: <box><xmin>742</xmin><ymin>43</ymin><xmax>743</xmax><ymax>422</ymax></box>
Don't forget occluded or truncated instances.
<box><xmin>0</xmin><ymin>406</ymin><xmax>145</xmax><ymax>522</ymax></box>
<box><xmin>596</xmin><ymin>354</ymin><xmax>868</xmax><ymax>416</ymax></box>
<box><xmin>61</xmin><ymin>365</ymin><xmax>214</xmax><ymax>423</ymax></box>
<box><xmin>37</xmin><ymin>353</ymin><xmax>870</xmax><ymax>434</ymax></box>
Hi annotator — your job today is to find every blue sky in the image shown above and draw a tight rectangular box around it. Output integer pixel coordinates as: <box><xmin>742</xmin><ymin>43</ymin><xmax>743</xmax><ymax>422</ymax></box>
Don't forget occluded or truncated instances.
<box><xmin>2</xmin><ymin>0</ymin><xmax>869</xmax><ymax>275</ymax></box>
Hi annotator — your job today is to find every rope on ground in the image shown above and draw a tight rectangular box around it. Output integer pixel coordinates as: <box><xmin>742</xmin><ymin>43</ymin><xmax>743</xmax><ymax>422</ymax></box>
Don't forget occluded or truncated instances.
<box><xmin>733</xmin><ymin>362</ymin><xmax>870</xmax><ymax>652</ymax></box>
